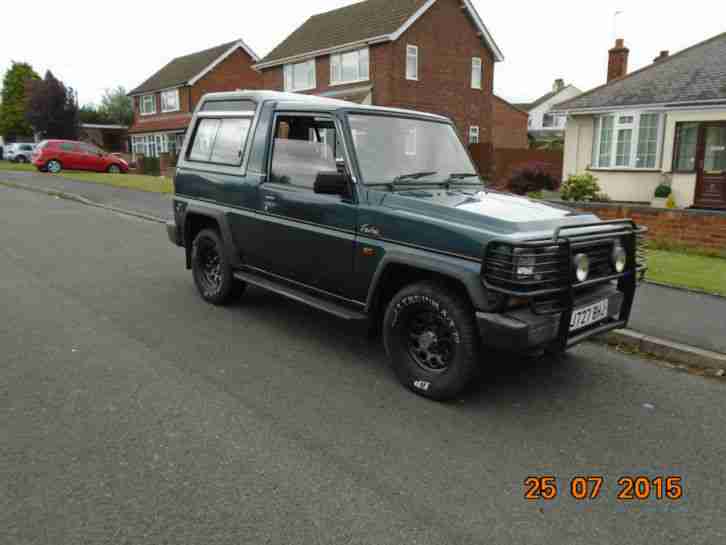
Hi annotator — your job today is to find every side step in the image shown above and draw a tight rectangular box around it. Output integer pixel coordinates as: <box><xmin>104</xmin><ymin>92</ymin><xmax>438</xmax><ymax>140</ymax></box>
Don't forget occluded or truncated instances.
<box><xmin>233</xmin><ymin>270</ymin><xmax>368</xmax><ymax>321</ymax></box>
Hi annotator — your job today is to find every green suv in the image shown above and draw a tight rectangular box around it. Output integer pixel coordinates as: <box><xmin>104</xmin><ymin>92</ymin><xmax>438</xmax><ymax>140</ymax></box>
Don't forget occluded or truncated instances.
<box><xmin>166</xmin><ymin>91</ymin><xmax>646</xmax><ymax>401</ymax></box>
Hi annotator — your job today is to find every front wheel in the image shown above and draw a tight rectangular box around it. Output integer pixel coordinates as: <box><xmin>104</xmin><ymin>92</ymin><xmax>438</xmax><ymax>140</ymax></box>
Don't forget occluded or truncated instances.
<box><xmin>191</xmin><ymin>228</ymin><xmax>245</xmax><ymax>306</ymax></box>
<box><xmin>383</xmin><ymin>281</ymin><xmax>481</xmax><ymax>401</ymax></box>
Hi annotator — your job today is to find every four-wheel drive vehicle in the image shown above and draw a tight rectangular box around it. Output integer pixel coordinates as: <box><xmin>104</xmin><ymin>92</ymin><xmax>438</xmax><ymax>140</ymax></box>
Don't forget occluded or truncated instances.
<box><xmin>6</xmin><ymin>143</ymin><xmax>36</xmax><ymax>163</ymax></box>
<box><xmin>166</xmin><ymin>91</ymin><xmax>647</xmax><ymax>401</ymax></box>
<box><xmin>32</xmin><ymin>140</ymin><xmax>129</xmax><ymax>174</ymax></box>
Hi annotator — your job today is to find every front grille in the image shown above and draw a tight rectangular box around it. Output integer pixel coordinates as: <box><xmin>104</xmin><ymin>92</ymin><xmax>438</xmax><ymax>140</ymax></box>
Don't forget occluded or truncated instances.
<box><xmin>485</xmin><ymin>239</ymin><xmax>619</xmax><ymax>295</ymax></box>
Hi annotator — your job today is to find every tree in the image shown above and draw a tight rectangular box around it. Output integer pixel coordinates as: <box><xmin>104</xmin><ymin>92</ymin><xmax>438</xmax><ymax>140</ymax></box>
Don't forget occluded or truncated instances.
<box><xmin>98</xmin><ymin>86</ymin><xmax>133</xmax><ymax>126</ymax></box>
<box><xmin>25</xmin><ymin>71</ymin><xmax>79</xmax><ymax>140</ymax></box>
<box><xmin>79</xmin><ymin>103</ymin><xmax>113</xmax><ymax>125</ymax></box>
<box><xmin>0</xmin><ymin>62</ymin><xmax>40</xmax><ymax>140</ymax></box>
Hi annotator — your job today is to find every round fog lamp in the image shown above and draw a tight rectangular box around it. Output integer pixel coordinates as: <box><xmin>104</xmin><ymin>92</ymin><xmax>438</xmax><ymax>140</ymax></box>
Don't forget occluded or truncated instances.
<box><xmin>573</xmin><ymin>253</ymin><xmax>590</xmax><ymax>283</ymax></box>
<box><xmin>612</xmin><ymin>242</ymin><xmax>627</xmax><ymax>273</ymax></box>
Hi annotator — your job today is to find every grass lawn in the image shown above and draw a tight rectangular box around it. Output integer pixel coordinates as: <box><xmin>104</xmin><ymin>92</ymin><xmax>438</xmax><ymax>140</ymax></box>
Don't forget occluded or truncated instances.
<box><xmin>647</xmin><ymin>250</ymin><xmax>726</xmax><ymax>296</ymax></box>
<box><xmin>0</xmin><ymin>160</ymin><xmax>172</xmax><ymax>194</ymax></box>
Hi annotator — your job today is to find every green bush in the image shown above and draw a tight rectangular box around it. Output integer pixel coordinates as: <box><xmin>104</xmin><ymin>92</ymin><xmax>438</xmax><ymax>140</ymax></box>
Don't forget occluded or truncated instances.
<box><xmin>654</xmin><ymin>183</ymin><xmax>672</xmax><ymax>198</ymax></box>
<box><xmin>527</xmin><ymin>190</ymin><xmax>544</xmax><ymax>199</ymax></box>
<box><xmin>560</xmin><ymin>173</ymin><xmax>601</xmax><ymax>202</ymax></box>
<box><xmin>142</xmin><ymin>157</ymin><xmax>160</xmax><ymax>176</ymax></box>
<box><xmin>508</xmin><ymin>163</ymin><xmax>558</xmax><ymax>195</ymax></box>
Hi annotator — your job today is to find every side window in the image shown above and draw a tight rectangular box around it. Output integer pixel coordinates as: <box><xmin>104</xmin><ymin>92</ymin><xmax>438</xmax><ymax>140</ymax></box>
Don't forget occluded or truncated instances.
<box><xmin>188</xmin><ymin>117</ymin><xmax>251</xmax><ymax>166</ymax></box>
<box><xmin>269</xmin><ymin>115</ymin><xmax>339</xmax><ymax>189</ymax></box>
<box><xmin>60</xmin><ymin>143</ymin><xmax>76</xmax><ymax>152</ymax></box>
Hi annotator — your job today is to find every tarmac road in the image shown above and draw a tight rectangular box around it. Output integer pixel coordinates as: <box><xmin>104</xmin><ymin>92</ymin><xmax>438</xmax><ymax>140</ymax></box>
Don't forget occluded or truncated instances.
<box><xmin>1</xmin><ymin>185</ymin><xmax>725</xmax><ymax>544</ymax></box>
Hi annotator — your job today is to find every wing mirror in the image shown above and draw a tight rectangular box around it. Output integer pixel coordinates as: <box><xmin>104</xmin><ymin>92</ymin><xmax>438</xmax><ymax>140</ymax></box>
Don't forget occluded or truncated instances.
<box><xmin>314</xmin><ymin>171</ymin><xmax>351</xmax><ymax>198</ymax></box>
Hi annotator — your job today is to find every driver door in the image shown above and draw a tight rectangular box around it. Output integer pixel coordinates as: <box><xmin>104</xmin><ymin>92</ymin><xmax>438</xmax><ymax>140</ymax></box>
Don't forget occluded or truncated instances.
<box><xmin>250</xmin><ymin>113</ymin><xmax>358</xmax><ymax>298</ymax></box>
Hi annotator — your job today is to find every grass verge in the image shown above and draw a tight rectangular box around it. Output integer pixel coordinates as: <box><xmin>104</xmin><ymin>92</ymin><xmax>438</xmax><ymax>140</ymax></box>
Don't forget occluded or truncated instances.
<box><xmin>0</xmin><ymin>160</ymin><xmax>172</xmax><ymax>194</ymax></box>
<box><xmin>647</xmin><ymin>250</ymin><xmax>726</xmax><ymax>296</ymax></box>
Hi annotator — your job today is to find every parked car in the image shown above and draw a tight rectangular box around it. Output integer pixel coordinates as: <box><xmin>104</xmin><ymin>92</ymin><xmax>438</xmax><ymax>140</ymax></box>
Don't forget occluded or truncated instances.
<box><xmin>166</xmin><ymin>91</ymin><xmax>647</xmax><ymax>401</ymax></box>
<box><xmin>32</xmin><ymin>140</ymin><xmax>129</xmax><ymax>174</ymax></box>
<box><xmin>5</xmin><ymin>143</ymin><xmax>36</xmax><ymax>163</ymax></box>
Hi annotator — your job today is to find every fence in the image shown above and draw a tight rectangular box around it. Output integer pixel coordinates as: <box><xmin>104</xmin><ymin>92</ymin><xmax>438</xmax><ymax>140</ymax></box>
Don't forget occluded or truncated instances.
<box><xmin>469</xmin><ymin>144</ymin><xmax>563</xmax><ymax>190</ymax></box>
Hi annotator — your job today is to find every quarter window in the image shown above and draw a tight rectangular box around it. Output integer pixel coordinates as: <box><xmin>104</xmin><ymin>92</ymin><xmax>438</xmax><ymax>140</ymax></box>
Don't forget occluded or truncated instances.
<box><xmin>140</xmin><ymin>94</ymin><xmax>156</xmax><ymax>115</ymax></box>
<box><xmin>406</xmin><ymin>45</ymin><xmax>419</xmax><ymax>81</ymax></box>
<box><xmin>330</xmin><ymin>48</ymin><xmax>369</xmax><ymax>85</ymax></box>
<box><xmin>471</xmin><ymin>57</ymin><xmax>482</xmax><ymax>89</ymax></box>
<box><xmin>188</xmin><ymin>118</ymin><xmax>251</xmax><ymax>165</ymax></box>
<box><xmin>283</xmin><ymin>60</ymin><xmax>316</xmax><ymax>92</ymax></box>
<box><xmin>161</xmin><ymin>89</ymin><xmax>180</xmax><ymax>113</ymax></box>
<box><xmin>592</xmin><ymin>112</ymin><xmax>661</xmax><ymax>169</ymax></box>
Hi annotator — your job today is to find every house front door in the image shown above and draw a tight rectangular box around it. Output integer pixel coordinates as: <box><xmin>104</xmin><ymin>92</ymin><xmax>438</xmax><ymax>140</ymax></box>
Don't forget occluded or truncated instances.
<box><xmin>695</xmin><ymin>123</ymin><xmax>726</xmax><ymax>209</ymax></box>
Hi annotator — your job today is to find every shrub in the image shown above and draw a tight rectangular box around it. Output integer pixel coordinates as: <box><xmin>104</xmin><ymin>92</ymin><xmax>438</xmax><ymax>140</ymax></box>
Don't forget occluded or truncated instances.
<box><xmin>527</xmin><ymin>190</ymin><xmax>544</xmax><ymax>200</ymax></box>
<box><xmin>560</xmin><ymin>173</ymin><xmax>601</xmax><ymax>202</ymax></box>
<box><xmin>142</xmin><ymin>156</ymin><xmax>160</xmax><ymax>176</ymax></box>
<box><xmin>508</xmin><ymin>163</ymin><xmax>558</xmax><ymax>195</ymax></box>
<box><xmin>654</xmin><ymin>183</ymin><xmax>672</xmax><ymax>198</ymax></box>
<box><xmin>591</xmin><ymin>192</ymin><xmax>612</xmax><ymax>203</ymax></box>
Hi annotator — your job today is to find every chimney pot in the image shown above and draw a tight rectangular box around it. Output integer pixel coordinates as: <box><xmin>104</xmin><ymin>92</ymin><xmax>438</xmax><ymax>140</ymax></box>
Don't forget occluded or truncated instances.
<box><xmin>607</xmin><ymin>38</ymin><xmax>630</xmax><ymax>83</ymax></box>
<box><xmin>654</xmin><ymin>50</ymin><xmax>670</xmax><ymax>63</ymax></box>
<box><xmin>553</xmin><ymin>78</ymin><xmax>565</xmax><ymax>92</ymax></box>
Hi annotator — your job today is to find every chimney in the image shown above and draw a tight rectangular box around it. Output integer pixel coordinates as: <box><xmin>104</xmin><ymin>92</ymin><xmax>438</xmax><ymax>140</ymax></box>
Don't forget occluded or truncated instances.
<box><xmin>552</xmin><ymin>78</ymin><xmax>565</xmax><ymax>93</ymax></box>
<box><xmin>607</xmin><ymin>38</ymin><xmax>630</xmax><ymax>83</ymax></box>
<box><xmin>654</xmin><ymin>50</ymin><xmax>670</xmax><ymax>63</ymax></box>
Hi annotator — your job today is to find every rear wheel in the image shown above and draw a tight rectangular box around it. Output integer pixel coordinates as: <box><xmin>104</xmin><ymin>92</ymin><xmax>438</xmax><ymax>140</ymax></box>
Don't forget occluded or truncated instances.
<box><xmin>46</xmin><ymin>160</ymin><xmax>62</xmax><ymax>174</ymax></box>
<box><xmin>383</xmin><ymin>281</ymin><xmax>481</xmax><ymax>401</ymax></box>
<box><xmin>107</xmin><ymin>164</ymin><xmax>121</xmax><ymax>174</ymax></box>
<box><xmin>191</xmin><ymin>228</ymin><xmax>245</xmax><ymax>306</ymax></box>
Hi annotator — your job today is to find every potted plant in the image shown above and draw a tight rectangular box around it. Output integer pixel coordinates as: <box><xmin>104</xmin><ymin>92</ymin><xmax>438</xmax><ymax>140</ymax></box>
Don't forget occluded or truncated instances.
<box><xmin>652</xmin><ymin>184</ymin><xmax>672</xmax><ymax>208</ymax></box>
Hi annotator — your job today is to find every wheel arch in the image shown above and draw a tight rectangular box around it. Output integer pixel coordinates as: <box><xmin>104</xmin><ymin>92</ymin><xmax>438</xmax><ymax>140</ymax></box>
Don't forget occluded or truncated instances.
<box><xmin>365</xmin><ymin>249</ymin><xmax>487</xmax><ymax>326</ymax></box>
<box><xmin>182</xmin><ymin>205</ymin><xmax>239</xmax><ymax>270</ymax></box>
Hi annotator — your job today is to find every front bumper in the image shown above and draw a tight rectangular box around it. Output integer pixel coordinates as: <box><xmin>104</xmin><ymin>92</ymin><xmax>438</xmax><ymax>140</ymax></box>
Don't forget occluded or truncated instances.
<box><xmin>476</xmin><ymin>285</ymin><xmax>625</xmax><ymax>351</ymax></box>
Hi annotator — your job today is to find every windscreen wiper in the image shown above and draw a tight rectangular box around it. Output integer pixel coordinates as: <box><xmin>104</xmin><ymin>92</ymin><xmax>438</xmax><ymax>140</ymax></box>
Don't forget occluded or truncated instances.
<box><xmin>443</xmin><ymin>172</ymin><xmax>482</xmax><ymax>189</ymax></box>
<box><xmin>392</xmin><ymin>171</ymin><xmax>439</xmax><ymax>184</ymax></box>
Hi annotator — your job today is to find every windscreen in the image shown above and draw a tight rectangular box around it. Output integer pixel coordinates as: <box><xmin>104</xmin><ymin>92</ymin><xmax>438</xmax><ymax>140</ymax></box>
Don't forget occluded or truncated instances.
<box><xmin>347</xmin><ymin>114</ymin><xmax>479</xmax><ymax>185</ymax></box>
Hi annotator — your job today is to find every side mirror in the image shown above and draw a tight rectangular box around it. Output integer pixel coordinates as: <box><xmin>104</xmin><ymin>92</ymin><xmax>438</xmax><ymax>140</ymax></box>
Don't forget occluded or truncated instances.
<box><xmin>314</xmin><ymin>171</ymin><xmax>350</xmax><ymax>198</ymax></box>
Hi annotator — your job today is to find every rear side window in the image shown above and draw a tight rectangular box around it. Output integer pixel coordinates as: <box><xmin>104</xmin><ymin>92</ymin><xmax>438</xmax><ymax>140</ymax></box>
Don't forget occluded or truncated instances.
<box><xmin>188</xmin><ymin>117</ymin><xmax>251</xmax><ymax>166</ymax></box>
<box><xmin>59</xmin><ymin>143</ymin><xmax>76</xmax><ymax>152</ymax></box>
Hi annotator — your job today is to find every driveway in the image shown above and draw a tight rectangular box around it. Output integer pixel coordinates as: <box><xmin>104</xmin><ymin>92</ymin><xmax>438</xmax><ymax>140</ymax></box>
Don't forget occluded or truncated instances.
<box><xmin>1</xmin><ymin>185</ymin><xmax>725</xmax><ymax>544</ymax></box>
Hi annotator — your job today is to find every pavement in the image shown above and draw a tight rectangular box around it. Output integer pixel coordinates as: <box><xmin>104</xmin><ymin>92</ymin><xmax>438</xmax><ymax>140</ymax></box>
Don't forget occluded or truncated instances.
<box><xmin>2</xmin><ymin>184</ymin><xmax>726</xmax><ymax>544</ymax></box>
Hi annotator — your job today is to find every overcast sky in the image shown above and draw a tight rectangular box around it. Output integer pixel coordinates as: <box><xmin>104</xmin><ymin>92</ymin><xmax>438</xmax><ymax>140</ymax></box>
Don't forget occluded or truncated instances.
<box><xmin>1</xmin><ymin>0</ymin><xmax>724</xmax><ymax>106</ymax></box>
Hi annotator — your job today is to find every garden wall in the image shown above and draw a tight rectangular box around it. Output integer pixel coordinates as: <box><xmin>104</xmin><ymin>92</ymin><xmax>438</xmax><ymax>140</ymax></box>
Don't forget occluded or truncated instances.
<box><xmin>469</xmin><ymin>144</ymin><xmax>563</xmax><ymax>189</ymax></box>
<box><xmin>568</xmin><ymin>202</ymin><xmax>726</xmax><ymax>252</ymax></box>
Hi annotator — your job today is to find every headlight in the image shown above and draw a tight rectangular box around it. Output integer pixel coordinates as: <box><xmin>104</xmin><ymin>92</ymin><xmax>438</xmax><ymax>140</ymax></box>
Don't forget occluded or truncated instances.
<box><xmin>515</xmin><ymin>255</ymin><xmax>536</xmax><ymax>278</ymax></box>
<box><xmin>573</xmin><ymin>253</ymin><xmax>590</xmax><ymax>282</ymax></box>
<box><xmin>612</xmin><ymin>240</ymin><xmax>627</xmax><ymax>273</ymax></box>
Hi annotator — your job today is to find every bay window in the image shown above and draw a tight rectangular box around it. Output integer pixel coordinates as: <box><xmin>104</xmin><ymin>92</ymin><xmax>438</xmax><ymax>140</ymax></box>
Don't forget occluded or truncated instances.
<box><xmin>161</xmin><ymin>89</ymin><xmax>180</xmax><ymax>113</ymax></box>
<box><xmin>283</xmin><ymin>60</ymin><xmax>316</xmax><ymax>92</ymax></box>
<box><xmin>330</xmin><ymin>48</ymin><xmax>369</xmax><ymax>85</ymax></box>
<box><xmin>592</xmin><ymin>112</ymin><xmax>662</xmax><ymax>169</ymax></box>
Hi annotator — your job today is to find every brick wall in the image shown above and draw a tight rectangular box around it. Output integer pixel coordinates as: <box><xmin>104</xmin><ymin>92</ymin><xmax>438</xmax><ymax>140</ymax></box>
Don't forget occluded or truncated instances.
<box><xmin>492</xmin><ymin>96</ymin><xmax>529</xmax><ymax>149</ymax></box>
<box><xmin>190</xmin><ymin>47</ymin><xmax>263</xmax><ymax>106</ymax></box>
<box><xmin>469</xmin><ymin>145</ymin><xmax>563</xmax><ymax>188</ymax></box>
<box><xmin>259</xmin><ymin>0</ymin><xmax>495</xmax><ymax>143</ymax></box>
<box><xmin>571</xmin><ymin>203</ymin><xmax>726</xmax><ymax>252</ymax></box>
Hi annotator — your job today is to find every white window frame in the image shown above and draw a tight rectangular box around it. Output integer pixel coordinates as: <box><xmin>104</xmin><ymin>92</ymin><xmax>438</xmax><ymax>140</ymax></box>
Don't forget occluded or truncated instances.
<box><xmin>161</xmin><ymin>89</ymin><xmax>180</xmax><ymax>113</ymax></box>
<box><xmin>140</xmin><ymin>94</ymin><xmax>156</xmax><ymax>116</ymax></box>
<box><xmin>591</xmin><ymin>111</ymin><xmax>663</xmax><ymax>170</ymax></box>
<box><xmin>471</xmin><ymin>57</ymin><xmax>482</xmax><ymax>90</ymax></box>
<box><xmin>283</xmin><ymin>59</ymin><xmax>316</xmax><ymax>92</ymax></box>
<box><xmin>330</xmin><ymin>47</ymin><xmax>370</xmax><ymax>86</ymax></box>
<box><xmin>469</xmin><ymin>126</ymin><xmax>480</xmax><ymax>145</ymax></box>
<box><xmin>406</xmin><ymin>45</ymin><xmax>419</xmax><ymax>81</ymax></box>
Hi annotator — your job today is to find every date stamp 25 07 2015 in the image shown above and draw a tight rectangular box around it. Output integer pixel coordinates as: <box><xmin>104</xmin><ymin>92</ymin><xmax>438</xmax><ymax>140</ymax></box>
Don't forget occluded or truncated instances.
<box><xmin>525</xmin><ymin>475</ymin><xmax>684</xmax><ymax>503</ymax></box>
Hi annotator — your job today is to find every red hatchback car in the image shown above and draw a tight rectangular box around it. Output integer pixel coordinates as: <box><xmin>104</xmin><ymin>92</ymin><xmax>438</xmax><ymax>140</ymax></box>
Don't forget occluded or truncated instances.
<box><xmin>32</xmin><ymin>140</ymin><xmax>129</xmax><ymax>174</ymax></box>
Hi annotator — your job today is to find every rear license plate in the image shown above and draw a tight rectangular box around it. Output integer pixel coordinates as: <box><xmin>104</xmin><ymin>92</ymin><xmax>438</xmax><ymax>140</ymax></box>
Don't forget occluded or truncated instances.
<box><xmin>570</xmin><ymin>299</ymin><xmax>609</xmax><ymax>332</ymax></box>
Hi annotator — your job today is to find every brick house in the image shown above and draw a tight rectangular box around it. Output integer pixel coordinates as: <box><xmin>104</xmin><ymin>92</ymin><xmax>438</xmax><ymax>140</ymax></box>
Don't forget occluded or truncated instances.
<box><xmin>492</xmin><ymin>95</ymin><xmax>529</xmax><ymax>149</ymax></box>
<box><xmin>253</xmin><ymin>0</ymin><xmax>503</xmax><ymax>147</ymax></box>
<box><xmin>128</xmin><ymin>40</ymin><xmax>262</xmax><ymax>159</ymax></box>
